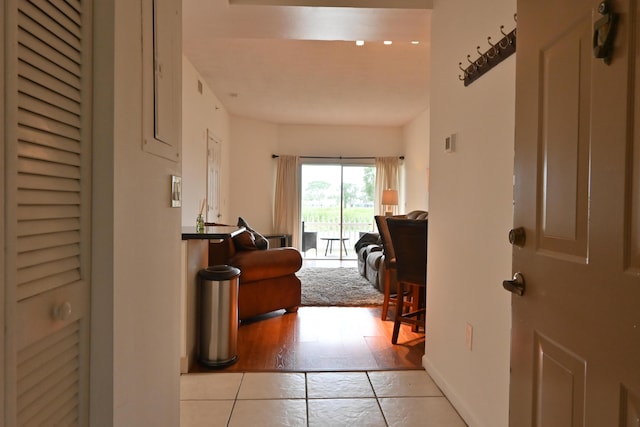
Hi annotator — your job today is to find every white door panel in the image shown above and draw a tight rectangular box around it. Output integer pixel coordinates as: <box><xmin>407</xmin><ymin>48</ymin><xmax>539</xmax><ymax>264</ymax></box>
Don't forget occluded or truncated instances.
<box><xmin>4</xmin><ymin>0</ymin><xmax>91</xmax><ymax>424</ymax></box>
<box><xmin>511</xmin><ymin>0</ymin><xmax>640</xmax><ymax>425</ymax></box>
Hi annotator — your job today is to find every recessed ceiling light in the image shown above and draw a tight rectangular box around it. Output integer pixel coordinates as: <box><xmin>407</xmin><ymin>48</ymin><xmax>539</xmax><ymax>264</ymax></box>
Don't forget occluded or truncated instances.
<box><xmin>383</xmin><ymin>40</ymin><xmax>393</xmax><ymax>45</ymax></box>
<box><xmin>411</xmin><ymin>41</ymin><xmax>420</xmax><ymax>45</ymax></box>
<box><xmin>355</xmin><ymin>40</ymin><xmax>365</xmax><ymax>46</ymax></box>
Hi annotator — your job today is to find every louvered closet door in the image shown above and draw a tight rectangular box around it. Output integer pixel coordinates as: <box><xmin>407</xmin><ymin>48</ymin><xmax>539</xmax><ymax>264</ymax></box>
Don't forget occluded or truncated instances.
<box><xmin>5</xmin><ymin>0</ymin><xmax>92</xmax><ymax>425</ymax></box>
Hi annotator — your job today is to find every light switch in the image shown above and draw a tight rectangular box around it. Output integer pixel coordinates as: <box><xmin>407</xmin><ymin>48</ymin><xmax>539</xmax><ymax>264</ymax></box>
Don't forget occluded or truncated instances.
<box><xmin>171</xmin><ymin>175</ymin><xmax>182</xmax><ymax>207</ymax></box>
<box><xmin>445</xmin><ymin>133</ymin><xmax>457</xmax><ymax>153</ymax></box>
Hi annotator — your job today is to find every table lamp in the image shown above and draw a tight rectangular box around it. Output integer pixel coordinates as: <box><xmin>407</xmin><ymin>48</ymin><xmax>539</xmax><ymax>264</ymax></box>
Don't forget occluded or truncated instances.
<box><xmin>381</xmin><ymin>189</ymin><xmax>398</xmax><ymax>216</ymax></box>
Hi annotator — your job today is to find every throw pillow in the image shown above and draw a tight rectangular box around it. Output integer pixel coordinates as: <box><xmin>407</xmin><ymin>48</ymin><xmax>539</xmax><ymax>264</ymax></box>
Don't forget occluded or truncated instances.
<box><xmin>237</xmin><ymin>217</ymin><xmax>269</xmax><ymax>250</ymax></box>
<box><xmin>233</xmin><ymin>230</ymin><xmax>257</xmax><ymax>251</ymax></box>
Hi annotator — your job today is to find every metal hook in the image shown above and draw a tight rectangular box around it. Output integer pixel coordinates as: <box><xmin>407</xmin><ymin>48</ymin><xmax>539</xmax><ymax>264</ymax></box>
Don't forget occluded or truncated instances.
<box><xmin>466</xmin><ymin>55</ymin><xmax>477</xmax><ymax>73</ymax></box>
<box><xmin>514</xmin><ymin>13</ymin><xmax>517</xmax><ymax>23</ymax></box>
<box><xmin>499</xmin><ymin>25</ymin><xmax>512</xmax><ymax>49</ymax></box>
<box><xmin>458</xmin><ymin>62</ymin><xmax>468</xmax><ymax>80</ymax></box>
<box><xmin>487</xmin><ymin>36</ymin><xmax>499</xmax><ymax>58</ymax></box>
<box><xmin>476</xmin><ymin>46</ymin><xmax>487</xmax><ymax>67</ymax></box>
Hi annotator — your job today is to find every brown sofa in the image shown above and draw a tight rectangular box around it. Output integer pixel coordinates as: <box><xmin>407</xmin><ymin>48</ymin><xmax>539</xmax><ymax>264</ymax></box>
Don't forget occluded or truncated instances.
<box><xmin>208</xmin><ymin>230</ymin><xmax>302</xmax><ymax>321</ymax></box>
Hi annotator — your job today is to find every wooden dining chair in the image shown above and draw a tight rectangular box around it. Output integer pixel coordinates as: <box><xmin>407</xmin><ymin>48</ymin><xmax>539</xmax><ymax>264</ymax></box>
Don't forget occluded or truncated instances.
<box><xmin>386</xmin><ymin>217</ymin><xmax>427</xmax><ymax>344</ymax></box>
<box><xmin>374</xmin><ymin>215</ymin><xmax>416</xmax><ymax>321</ymax></box>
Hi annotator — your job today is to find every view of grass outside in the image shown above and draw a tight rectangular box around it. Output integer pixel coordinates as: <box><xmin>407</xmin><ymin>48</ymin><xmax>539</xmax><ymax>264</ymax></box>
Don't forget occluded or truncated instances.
<box><xmin>301</xmin><ymin>164</ymin><xmax>376</xmax><ymax>241</ymax></box>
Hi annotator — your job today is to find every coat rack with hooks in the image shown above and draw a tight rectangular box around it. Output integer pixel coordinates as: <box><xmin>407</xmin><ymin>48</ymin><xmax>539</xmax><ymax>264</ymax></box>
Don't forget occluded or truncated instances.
<box><xmin>459</xmin><ymin>14</ymin><xmax>517</xmax><ymax>87</ymax></box>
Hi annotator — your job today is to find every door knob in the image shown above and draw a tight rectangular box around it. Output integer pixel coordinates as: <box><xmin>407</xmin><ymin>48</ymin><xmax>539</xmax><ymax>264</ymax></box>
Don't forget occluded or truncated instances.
<box><xmin>508</xmin><ymin>227</ymin><xmax>526</xmax><ymax>247</ymax></box>
<box><xmin>503</xmin><ymin>272</ymin><xmax>525</xmax><ymax>296</ymax></box>
<box><xmin>53</xmin><ymin>301</ymin><xmax>72</xmax><ymax>321</ymax></box>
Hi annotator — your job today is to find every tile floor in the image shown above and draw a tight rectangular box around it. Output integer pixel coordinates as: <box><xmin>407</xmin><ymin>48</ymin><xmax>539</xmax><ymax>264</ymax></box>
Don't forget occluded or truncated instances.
<box><xmin>180</xmin><ymin>370</ymin><xmax>467</xmax><ymax>426</ymax></box>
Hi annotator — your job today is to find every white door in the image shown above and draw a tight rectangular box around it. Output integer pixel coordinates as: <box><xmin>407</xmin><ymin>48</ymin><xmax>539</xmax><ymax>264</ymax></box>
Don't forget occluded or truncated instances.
<box><xmin>510</xmin><ymin>0</ymin><xmax>640</xmax><ymax>424</ymax></box>
<box><xmin>4</xmin><ymin>0</ymin><xmax>92</xmax><ymax>424</ymax></box>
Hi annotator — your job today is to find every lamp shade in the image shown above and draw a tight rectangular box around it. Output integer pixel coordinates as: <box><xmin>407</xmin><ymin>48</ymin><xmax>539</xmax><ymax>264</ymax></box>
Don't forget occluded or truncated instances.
<box><xmin>381</xmin><ymin>189</ymin><xmax>398</xmax><ymax>206</ymax></box>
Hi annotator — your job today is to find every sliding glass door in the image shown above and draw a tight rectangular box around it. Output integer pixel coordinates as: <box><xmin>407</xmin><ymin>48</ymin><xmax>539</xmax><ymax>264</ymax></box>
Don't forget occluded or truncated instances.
<box><xmin>301</xmin><ymin>163</ymin><xmax>375</xmax><ymax>260</ymax></box>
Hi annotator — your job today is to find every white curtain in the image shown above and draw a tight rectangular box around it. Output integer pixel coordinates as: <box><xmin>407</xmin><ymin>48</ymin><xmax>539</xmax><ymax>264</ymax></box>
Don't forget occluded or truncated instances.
<box><xmin>375</xmin><ymin>157</ymin><xmax>400</xmax><ymax>215</ymax></box>
<box><xmin>274</xmin><ymin>155</ymin><xmax>301</xmax><ymax>247</ymax></box>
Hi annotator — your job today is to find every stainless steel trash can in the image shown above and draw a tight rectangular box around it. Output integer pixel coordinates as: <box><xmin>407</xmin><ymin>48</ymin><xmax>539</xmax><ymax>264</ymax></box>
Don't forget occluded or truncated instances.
<box><xmin>198</xmin><ymin>265</ymin><xmax>241</xmax><ymax>367</ymax></box>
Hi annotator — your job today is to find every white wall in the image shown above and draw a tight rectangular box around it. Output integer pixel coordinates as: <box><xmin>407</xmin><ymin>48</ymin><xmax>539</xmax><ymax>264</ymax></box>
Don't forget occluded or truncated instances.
<box><xmin>182</xmin><ymin>57</ymin><xmax>231</xmax><ymax>225</ymax></box>
<box><xmin>227</xmin><ymin>121</ymin><xmax>404</xmax><ymax>233</ymax></box>
<box><xmin>277</xmin><ymin>124</ymin><xmax>403</xmax><ymax>158</ymax></box>
<box><xmin>425</xmin><ymin>1</ymin><xmax>514</xmax><ymax>426</ymax></box>
<box><xmin>92</xmin><ymin>0</ymin><xmax>182</xmax><ymax>425</ymax></box>
<box><xmin>403</xmin><ymin>108</ymin><xmax>430</xmax><ymax>212</ymax></box>
<box><xmin>228</xmin><ymin>116</ymin><xmax>279</xmax><ymax>233</ymax></box>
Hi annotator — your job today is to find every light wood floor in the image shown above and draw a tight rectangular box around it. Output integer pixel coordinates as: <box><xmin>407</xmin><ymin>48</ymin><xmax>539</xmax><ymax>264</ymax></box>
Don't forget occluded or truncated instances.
<box><xmin>192</xmin><ymin>306</ymin><xmax>425</xmax><ymax>373</ymax></box>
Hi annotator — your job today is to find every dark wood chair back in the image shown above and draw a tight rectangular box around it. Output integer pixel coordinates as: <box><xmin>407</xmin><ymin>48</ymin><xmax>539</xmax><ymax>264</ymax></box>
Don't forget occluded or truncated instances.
<box><xmin>374</xmin><ymin>215</ymin><xmax>396</xmax><ymax>269</ymax></box>
<box><xmin>385</xmin><ymin>217</ymin><xmax>428</xmax><ymax>344</ymax></box>
<box><xmin>386</xmin><ymin>217</ymin><xmax>427</xmax><ymax>287</ymax></box>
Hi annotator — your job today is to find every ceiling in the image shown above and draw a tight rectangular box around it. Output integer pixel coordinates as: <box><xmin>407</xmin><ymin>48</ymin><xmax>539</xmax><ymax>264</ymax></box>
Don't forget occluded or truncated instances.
<box><xmin>182</xmin><ymin>0</ymin><xmax>432</xmax><ymax>126</ymax></box>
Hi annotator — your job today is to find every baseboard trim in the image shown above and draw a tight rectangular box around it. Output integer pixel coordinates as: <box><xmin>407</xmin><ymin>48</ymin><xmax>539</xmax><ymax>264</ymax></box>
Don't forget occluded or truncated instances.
<box><xmin>422</xmin><ymin>354</ymin><xmax>483</xmax><ymax>427</ymax></box>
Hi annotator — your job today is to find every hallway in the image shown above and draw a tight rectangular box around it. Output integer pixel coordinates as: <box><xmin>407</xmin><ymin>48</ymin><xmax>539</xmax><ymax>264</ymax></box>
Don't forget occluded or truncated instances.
<box><xmin>191</xmin><ymin>306</ymin><xmax>424</xmax><ymax>373</ymax></box>
<box><xmin>180</xmin><ymin>370</ymin><xmax>466</xmax><ymax>426</ymax></box>
<box><xmin>181</xmin><ymin>298</ymin><xmax>447</xmax><ymax>425</ymax></box>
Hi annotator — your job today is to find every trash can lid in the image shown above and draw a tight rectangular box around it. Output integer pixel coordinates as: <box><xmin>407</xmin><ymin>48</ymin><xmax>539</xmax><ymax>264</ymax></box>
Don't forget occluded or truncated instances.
<box><xmin>198</xmin><ymin>265</ymin><xmax>241</xmax><ymax>281</ymax></box>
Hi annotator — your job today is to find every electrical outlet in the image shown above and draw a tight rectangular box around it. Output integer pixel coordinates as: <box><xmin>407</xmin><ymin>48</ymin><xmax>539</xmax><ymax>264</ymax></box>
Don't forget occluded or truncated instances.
<box><xmin>465</xmin><ymin>323</ymin><xmax>473</xmax><ymax>351</ymax></box>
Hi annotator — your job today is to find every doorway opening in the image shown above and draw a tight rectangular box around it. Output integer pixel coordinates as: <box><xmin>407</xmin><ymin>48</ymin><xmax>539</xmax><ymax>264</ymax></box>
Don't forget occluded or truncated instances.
<box><xmin>300</xmin><ymin>163</ymin><xmax>376</xmax><ymax>260</ymax></box>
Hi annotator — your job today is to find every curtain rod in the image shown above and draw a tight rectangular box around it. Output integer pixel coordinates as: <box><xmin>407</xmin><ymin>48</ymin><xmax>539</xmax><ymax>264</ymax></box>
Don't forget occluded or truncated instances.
<box><xmin>271</xmin><ymin>154</ymin><xmax>405</xmax><ymax>160</ymax></box>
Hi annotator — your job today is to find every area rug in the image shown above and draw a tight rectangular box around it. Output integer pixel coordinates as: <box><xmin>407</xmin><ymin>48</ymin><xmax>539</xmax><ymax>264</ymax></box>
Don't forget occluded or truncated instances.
<box><xmin>297</xmin><ymin>267</ymin><xmax>384</xmax><ymax>306</ymax></box>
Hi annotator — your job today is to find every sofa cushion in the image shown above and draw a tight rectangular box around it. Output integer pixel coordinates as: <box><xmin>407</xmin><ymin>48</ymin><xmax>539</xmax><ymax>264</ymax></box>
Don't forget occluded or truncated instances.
<box><xmin>237</xmin><ymin>216</ymin><xmax>269</xmax><ymax>250</ymax></box>
<box><xmin>366</xmin><ymin>250</ymin><xmax>383</xmax><ymax>270</ymax></box>
<box><xmin>354</xmin><ymin>232</ymin><xmax>380</xmax><ymax>253</ymax></box>
<box><xmin>405</xmin><ymin>210</ymin><xmax>428</xmax><ymax>220</ymax></box>
<box><xmin>357</xmin><ymin>246</ymin><xmax>368</xmax><ymax>276</ymax></box>
<box><xmin>233</xmin><ymin>230</ymin><xmax>258</xmax><ymax>251</ymax></box>
<box><xmin>357</xmin><ymin>244</ymin><xmax>382</xmax><ymax>277</ymax></box>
